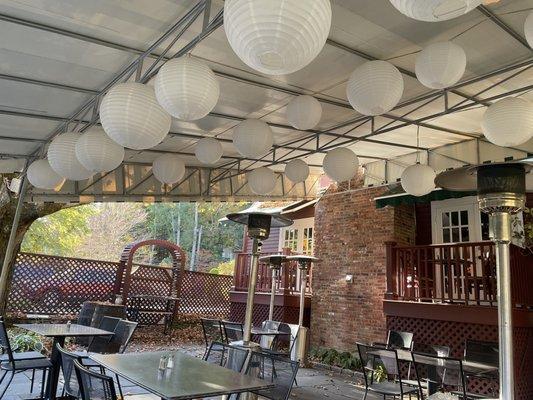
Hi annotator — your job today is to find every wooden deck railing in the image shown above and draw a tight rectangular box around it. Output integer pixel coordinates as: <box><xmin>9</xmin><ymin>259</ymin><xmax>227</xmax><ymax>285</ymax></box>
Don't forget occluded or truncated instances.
<box><xmin>385</xmin><ymin>241</ymin><xmax>533</xmax><ymax>309</ymax></box>
<box><xmin>233</xmin><ymin>250</ymin><xmax>312</xmax><ymax>295</ymax></box>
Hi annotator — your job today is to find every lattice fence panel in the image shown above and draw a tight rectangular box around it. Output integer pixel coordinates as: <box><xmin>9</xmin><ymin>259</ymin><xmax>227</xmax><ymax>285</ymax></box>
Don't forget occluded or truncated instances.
<box><xmin>179</xmin><ymin>271</ymin><xmax>232</xmax><ymax>318</ymax></box>
<box><xmin>7</xmin><ymin>253</ymin><xmax>119</xmax><ymax>316</ymax></box>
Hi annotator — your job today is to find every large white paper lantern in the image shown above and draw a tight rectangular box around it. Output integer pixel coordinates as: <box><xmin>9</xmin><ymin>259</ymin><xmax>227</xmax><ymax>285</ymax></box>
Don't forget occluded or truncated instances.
<box><xmin>233</xmin><ymin>119</ymin><xmax>274</xmax><ymax>157</ymax></box>
<box><xmin>47</xmin><ymin>132</ymin><xmax>93</xmax><ymax>181</ymax></box>
<box><xmin>525</xmin><ymin>11</ymin><xmax>533</xmax><ymax>48</ymax></box>
<box><xmin>322</xmin><ymin>147</ymin><xmax>359</xmax><ymax>182</ymax></box>
<box><xmin>286</xmin><ymin>95</ymin><xmax>322</xmax><ymax>130</ymax></box>
<box><xmin>195</xmin><ymin>137</ymin><xmax>223</xmax><ymax>165</ymax></box>
<box><xmin>401</xmin><ymin>163</ymin><xmax>436</xmax><ymax>197</ymax></box>
<box><xmin>75</xmin><ymin>127</ymin><xmax>124</xmax><ymax>173</ymax></box>
<box><xmin>285</xmin><ymin>159</ymin><xmax>309</xmax><ymax>183</ymax></box>
<box><xmin>347</xmin><ymin>61</ymin><xmax>404</xmax><ymax>116</ymax></box>
<box><xmin>155</xmin><ymin>57</ymin><xmax>220</xmax><ymax>121</ymax></box>
<box><xmin>27</xmin><ymin>159</ymin><xmax>65</xmax><ymax>190</ymax></box>
<box><xmin>248</xmin><ymin>167</ymin><xmax>277</xmax><ymax>194</ymax></box>
<box><xmin>100</xmin><ymin>82</ymin><xmax>171</xmax><ymax>150</ymax></box>
<box><xmin>482</xmin><ymin>97</ymin><xmax>533</xmax><ymax>147</ymax></box>
<box><xmin>389</xmin><ymin>0</ymin><xmax>482</xmax><ymax>22</ymax></box>
<box><xmin>152</xmin><ymin>154</ymin><xmax>186</xmax><ymax>185</ymax></box>
<box><xmin>224</xmin><ymin>0</ymin><xmax>332</xmax><ymax>75</ymax></box>
<box><xmin>415</xmin><ymin>41</ymin><xmax>466</xmax><ymax>89</ymax></box>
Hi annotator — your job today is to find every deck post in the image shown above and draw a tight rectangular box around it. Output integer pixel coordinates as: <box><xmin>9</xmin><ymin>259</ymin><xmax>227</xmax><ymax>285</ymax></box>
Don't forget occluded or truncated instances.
<box><xmin>384</xmin><ymin>241</ymin><xmax>397</xmax><ymax>300</ymax></box>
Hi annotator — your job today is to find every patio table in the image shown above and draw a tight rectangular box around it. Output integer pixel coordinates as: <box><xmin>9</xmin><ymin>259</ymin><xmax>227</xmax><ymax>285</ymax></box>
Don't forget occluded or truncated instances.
<box><xmin>16</xmin><ymin>323</ymin><xmax>113</xmax><ymax>400</ymax></box>
<box><xmin>90</xmin><ymin>350</ymin><xmax>274</xmax><ymax>400</ymax></box>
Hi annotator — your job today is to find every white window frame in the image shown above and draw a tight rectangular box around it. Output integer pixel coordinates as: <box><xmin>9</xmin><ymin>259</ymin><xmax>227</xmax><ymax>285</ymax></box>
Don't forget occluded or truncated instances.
<box><xmin>431</xmin><ymin>196</ymin><xmax>482</xmax><ymax>244</ymax></box>
<box><xmin>279</xmin><ymin>217</ymin><xmax>315</xmax><ymax>254</ymax></box>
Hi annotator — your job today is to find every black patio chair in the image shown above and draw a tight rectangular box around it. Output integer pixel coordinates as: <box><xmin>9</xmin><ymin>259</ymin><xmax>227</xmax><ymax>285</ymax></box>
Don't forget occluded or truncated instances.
<box><xmin>86</xmin><ymin>316</ymin><xmax>121</xmax><ymax>354</ymax></box>
<box><xmin>74</xmin><ymin>359</ymin><xmax>118</xmax><ymax>400</ymax></box>
<box><xmin>203</xmin><ymin>341</ymin><xmax>250</xmax><ymax>373</ymax></box>
<box><xmin>221</xmin><ymin>321</ymin><xmax>244</xmax><ymax>343</ymax></box>
<box><xmin>264</xmin><ymin>323</ymin><xmax>298</xmax><ymax>358</ymax></box>
<box><xmin>200</xmin><ymin>318</ymin><xmax>225</xmax><ymax>356</ymax></box>
<box><xmin>0</xmin><ymin>319</ymin><xmax>51</xmax><ymax>399</ymax></box>
<box><xmin>404</xmin><ymin>344</ymin><xmax>451</xmax><ymax>390</ymax></box>
<box><xmin>57</xmin><ymin>343</ymin><xmax>84</xmax><ymax>398</ymax></box>
<box><xmin>464</xmin><ymin>339</ymin><xmax>498</xmax><ymax>370</ymax></box>
<box><xmin>356</xmin><ymin>342</ymin><xmax>418</xmax><ymax>400</ymax></box>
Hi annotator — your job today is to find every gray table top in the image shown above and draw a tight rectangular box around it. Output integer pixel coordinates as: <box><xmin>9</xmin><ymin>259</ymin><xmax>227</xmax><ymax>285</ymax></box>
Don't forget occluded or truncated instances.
<box><xmin>16</xmin><ymin>323</ymin><xmax>113</xmax><ymax>337</ymax></box>
<box><xmin>251</xmin><ymin>328</ymin><xmax>287</xmax><ymax>336</ymax></box>
<box><xmin>90</xmin><ymin>351</ymin><xmax>274</xmax><ymax>400</ymax></box>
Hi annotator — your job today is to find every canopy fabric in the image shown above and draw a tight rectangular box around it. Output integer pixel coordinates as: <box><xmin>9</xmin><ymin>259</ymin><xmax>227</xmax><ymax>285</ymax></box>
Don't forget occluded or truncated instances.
<box><xmin>374</xmin><ymin>187</ymin><xmax>477</xmax><ymax>208</ymax></box>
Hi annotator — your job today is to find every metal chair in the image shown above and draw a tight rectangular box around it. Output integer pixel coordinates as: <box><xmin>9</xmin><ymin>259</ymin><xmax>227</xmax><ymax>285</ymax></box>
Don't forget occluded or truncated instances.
<box><xmin>388</xmin><ymin>330</ymin><xmax>414</xmax><ymax>350</ymax></box>
<box><xmin>203</xmin><ymin>341</ymin><xmax>250</xmax><ymax>373</ymax></box>
<box><xmin>0</xmin><ymin>320</ymin><xmax>51</xmax><ymax>399</ymax></box>
<box><xmin>221</xmin><ymin>321</ymin><xmax>244</xmax><ymax>343</ymax></box>
<box><xmin>258</xmin><ymin>320</ymin><xmax>280</xmax><ymax>350</ymax></box>
<box><xmin>356</xmin><ymin>343</ymin><xmax>418</xmax><ymax>400</ymax></box>
<box><xmin>57</xmin><ymin>343</ymin><xmax>84</xmax><ymax>398</ymax></box>
<box><xmin>404</xmin><ymin>344</ymin><xmax>451</xmax><ymax>390</ymax></box>
<box><xmin>200</xmin><ymin>318</ymin><xmax>225</xmax><ymax>356</ymax></box>
<box><xmin>74</xmin><ymin>359</ymin><xmax>118</xmax><ymax>400</ymax></box>
<box><xmin>265</xmin><ymin>323</ymin><xmax>298</xmax><ymax>358</ymax></box>
<box><xmin>86</xmin><ymin>316</ymin><xmax>121</xmax><ymax>353</ymax></box>
<box><xmin>464</xmin><ymin>340</ymin><xmax>498</xmax><ymax>368</ymax></box>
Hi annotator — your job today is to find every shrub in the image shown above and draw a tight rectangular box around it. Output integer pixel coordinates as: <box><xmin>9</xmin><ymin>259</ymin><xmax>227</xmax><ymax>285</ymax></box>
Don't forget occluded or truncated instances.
<box><xmin>8</xmin><ymin>331</ymin><xmax>44</xmax><ymax>353</ymax></box>
<box><xmin>309</xmin><ymin>346</ymin><xmax>362</xmax><ymax>371</ymax></box>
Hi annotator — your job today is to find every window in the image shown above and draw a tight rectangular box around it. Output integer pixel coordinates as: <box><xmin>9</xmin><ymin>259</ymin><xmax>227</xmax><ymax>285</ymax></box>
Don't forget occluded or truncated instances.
<box><xmin>441</xmin><ymin>209</ymin><xmax>470</xmax><ymax>243</ymax></box>
<box><xmin>303</xmin><ymin>227</ymin><xmax>313</xmax><ymax>255</ymax></box>
<box><xmin>283</xmin><ymin>229</ymin><xmax>298</xmax><ymax>252</ymax></box>
<box><xmin>279</xmin><ymin>217</ymin><xmax>314</xmax><ymax>255</ymax></box>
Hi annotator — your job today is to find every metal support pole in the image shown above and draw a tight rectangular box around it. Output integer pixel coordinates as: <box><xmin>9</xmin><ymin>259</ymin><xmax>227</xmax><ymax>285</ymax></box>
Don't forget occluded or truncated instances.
<box><xmin>268</xmin><ymin>268</ymin><xmax>278</xmax><ymax>321</ymax></box>
<box><xmin>298</xmin><ymin>267</ymin><xmax>307</xmax><ymax>326</ymax></box>
<box><xmin>243</xmin><ymin>238</ymin><xmax>260</xmax><ymax>344</ymax></box>
<box><xmin>0</xmin><ymin>177</ymin><xmax>27</xmax><ymax>313</ymax></box>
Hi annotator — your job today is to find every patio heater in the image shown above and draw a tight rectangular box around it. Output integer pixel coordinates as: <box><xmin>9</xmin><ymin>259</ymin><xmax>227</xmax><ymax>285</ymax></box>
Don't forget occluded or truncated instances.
<box><xmin>286</xmin><ymin>255</ymin><xmax>319</xmax><ymax>363</ymax></box>
<box><xmin>435</xmin><ymin>159</ymin><xmax>532</xmax><ymax>400</ymax></box>
<box><xmin>226</xmin><ymin>212</ymin><xmax>293</xmax><ymax>347</ymax></box>
<box><xmin>258</xmin><ymin>254</ymin><xmax>288</xmax><ymax>321</ymax></box>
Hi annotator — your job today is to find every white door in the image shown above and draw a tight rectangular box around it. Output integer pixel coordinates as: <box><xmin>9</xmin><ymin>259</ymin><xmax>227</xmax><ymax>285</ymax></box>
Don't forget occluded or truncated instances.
<box><xmin>431</xmin><ymin>196</ymin><xmax>482</xmax><ymax>244</ymax></box>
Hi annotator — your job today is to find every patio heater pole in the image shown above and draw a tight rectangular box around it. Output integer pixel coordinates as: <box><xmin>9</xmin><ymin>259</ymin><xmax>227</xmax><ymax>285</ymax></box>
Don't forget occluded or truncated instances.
<box><xmin>243</xmin><ymin>237</ymin><xmax>260</xmax><ymax>344</ymax></box>
<box><xmin>259</xmin><ymin>255</ymin><xmax>287</xmax><ymax>322</ymax></box>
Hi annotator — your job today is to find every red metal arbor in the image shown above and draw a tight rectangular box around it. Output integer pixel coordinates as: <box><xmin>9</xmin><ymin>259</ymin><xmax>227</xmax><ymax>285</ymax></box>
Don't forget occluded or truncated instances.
<box><xmin>113</xmin><ymin>240</ymin><xmax>186</xmax><ymax>331</ymax></box>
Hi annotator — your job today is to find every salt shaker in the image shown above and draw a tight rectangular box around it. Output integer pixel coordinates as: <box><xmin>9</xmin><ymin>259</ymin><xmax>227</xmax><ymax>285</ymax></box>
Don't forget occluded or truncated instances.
<box><xmin>166</xmin><ymin>354</ymin><xmax>174</xmax><ymax>369</ymax></box>
<box><xmin>158</xmin><ymin>355</ymin><xmax>167</xmax><ymax>371</ymax></box>
<box><xmin>66</xmin><ymin>321</ymin><xmax>71</xmax><ymax>331</ymax></box>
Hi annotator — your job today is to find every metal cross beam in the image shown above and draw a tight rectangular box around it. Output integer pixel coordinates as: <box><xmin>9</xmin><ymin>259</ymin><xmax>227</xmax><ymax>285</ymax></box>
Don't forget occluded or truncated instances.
<box><xmin>477</xmin><ymin>5</ymin><xmax>531</xmax><ymax>50</ymax></box>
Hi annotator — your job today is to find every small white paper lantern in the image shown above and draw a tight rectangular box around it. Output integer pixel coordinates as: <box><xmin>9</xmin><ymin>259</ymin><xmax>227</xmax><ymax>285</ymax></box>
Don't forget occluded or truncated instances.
<box><xmin>389</xmin><ymin>0</ymin><xmax>482</xmax><ymax>22</ymax></box>
<box><xmin>195</xmin><ymin>137</ymin><xmax>223</xmax><ymax>165</ymax></box>
<box><xmin>27</xmin><ymin>159</ymin><xmax>65</xmax><ymax>190</ymax></box>
<box><xmin>75</xmin><ymin>127</ymin><xmax>125</xmax><ymax>173</ymax></box>
<box><xmin>152</xmin><ymin>154</ymin><xmax>186</xmax><ymax>185</ymax></box>
<box><xmin>155</xmin><ymin>57</ymin><xmax>220</xmax><ymax>121</ymax></box>
<box><xmin>248</xmin><ymin>167</ymin><xmax>277</xmax><ymax>194</ymax></box>
<box><xmin>286</xmin><ymin>95</ymin><xmax>322</xmax><ymax>130</ymax></box>
<box><xmin>47</xmin><ymin>132</ymin><xmax>93</xmax><ymax>181</ymax></box>
<box><xmin>415</xmin><ymin>41</ymin><xmax>466</xmax><ymax>89</ymax></box>
<box><xmin>401</xmin><ymin>163</ymin><xmax>436</xmax><ymax>197</ymax></box>
<box><xmin>482</xmin><ymin>97</ymin><xmax>533</xmax><ymax>147</ymax></box>
<box><xmin>322</xmin><ymin>147</ymin><xmax>359</xmax><ymax>182</ymax></box>
<box><xmin>100</xmin><ymin>82</ymin><xmax>171</xmax><ymax>150</ymax></box>
<box><xmin>347</xmin><ymin>61</ymin><xmax>404</xmax><ymax>116</ymax></box>
<box><xmin>233</xmin><ymin>119</ymin><xmax>274</xmax><ymax>157</ymax></box>
<box><xmin>284</xmin><ymin>159</ymin><xmax>310</xmax><ymax>183</ymax></box>
<box><xmin>525</xmin><ymin>11</ymin><xmax>533</xmax><ymax>48</ymax></box>
<box><xmin>224</xmin><ymin>0</ymin><xmax>332</xmax><ymax>75</ymax></box>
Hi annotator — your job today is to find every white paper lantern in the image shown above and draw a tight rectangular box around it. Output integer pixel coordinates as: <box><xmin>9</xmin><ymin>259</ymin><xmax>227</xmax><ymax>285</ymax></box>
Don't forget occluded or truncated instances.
<box><xmin>155</xmin><ymin>57</ymin><xmax>220</xmax><ymax>121</ymax></box>
<box><xmin>346</xmin><ymin>61</ymin><xmax>404</xmax><ymax>116</ymax></box>
<box><xmin>100</xmin><ymin>82</ymin><xmax>171</xmax><ymax>150</ymax></box>
<box><xmin>224</xmin><ymin>0</ymin><xmax>332</xmax><ymax>75</ymax></box>
<box><xmin>401</xmin><ymin>163</ymin><xmax>436</xmax><ymax>197</ymax></box>
<box><xmin>285</xmin><ymin>159</ymin><xmax>310</xmax><ymax>183</ymax></box>
<box><xmin>47</xmin><ymin>132</ymin><xmax>93</xmax><ymax>181</ymax></box>
<box><xmin>248</xmin><ymin>167</ymin><xmax>277</xmax><ymax>194</ymax></box>
<box><xmin>389</xmin><ymin>0</ymin><xmax>482</xmax><ymax>22</ymax></box>
<box><xmin>415</xmin><ymin>41</ymin><xmax>466</xmax><ymax>89</ymax></box>
<box><xmin>75</xmin><ymin>127</ymin><xmax>124</xmax><ymax>173</ymax></box>
<box><xmin>195</xmin><ymin>137</ymin><xmax>223</xmax><ymax>165</ymax></box>
<box><xmin>482</xmin><ymin>97</ymin><xmax>533</xmax><ymax>147</ymax></box>
<box><xmin>27</xmin><ymin>159</ymin><xmax>65</xmax><ymax>190</ymax></box>
<box><xmin>286</xmin><ymin>95</ymin><xmax>322</xmax><ymax>130</ymax></box>
<box><xmin>322</xmin><ymin>147</ymin><xmax>359</xmax><ymax>182</ymax></box>
<box><xmin>525</xmin><ymin>11</ymin><xmax>533</xmax><ymax>48</ymax></box>
<box><xmin>152</xmin><ymin>154</ymin><xmax>186</xmax><ymax>185</ymax></box>
<box><xmin>233</xmin><ymin>119</ymin><xmax>274</xmax><ymax>157</ymax></box>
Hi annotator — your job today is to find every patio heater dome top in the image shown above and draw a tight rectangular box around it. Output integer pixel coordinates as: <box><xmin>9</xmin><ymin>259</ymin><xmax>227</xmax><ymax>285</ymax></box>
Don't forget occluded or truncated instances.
<box><xmin>258</xmin><ymin>254</ymin><xmax>289</xmax><ymax>264</ymax></box>
<box><xmin>226</xmin><ymin>211</ymin><xmax>293</xmax><ymax>228</ymax></box>
<box><xmin>286</xmin><ymin>255</ymin><xmax>320</xmax><ymax>263</ymax></box>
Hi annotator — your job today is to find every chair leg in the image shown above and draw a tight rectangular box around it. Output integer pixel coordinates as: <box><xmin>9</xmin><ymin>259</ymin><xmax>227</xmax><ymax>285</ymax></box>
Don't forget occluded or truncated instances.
<box><xmin>362</xmin><ymin>389</ymin><xmax>368</xmax><ymax>400</ymax></box>
<box><xmin>41</xmin><ymin>369</ymin><xmax>47</xmax><ymax>399</ymax></box>
<box><xmin>116</xmin><ymin>373</ymin><xmax>124</xmax><ymax>399</ymax></box>
<box><xmin>30</xmin><ymin>369</ymin><xmax>35</xmax><ymax>393</ymax></box>
<box><xmin>0</xmin><ymin>371</ymin><xmax>7</xmax><ymax>387</ymax></box>
<box><xmin>0</xmin><ymin>372</ymin><xmax>14</xmax><ymax>400</ymax></box>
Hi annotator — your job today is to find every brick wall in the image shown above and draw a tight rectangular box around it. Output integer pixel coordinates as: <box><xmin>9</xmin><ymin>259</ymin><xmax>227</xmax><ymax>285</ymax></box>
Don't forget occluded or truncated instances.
<box><xmin>310</xmin><ymin>177</ymin><xmax>415</xmax><ymax>350</ymax></box>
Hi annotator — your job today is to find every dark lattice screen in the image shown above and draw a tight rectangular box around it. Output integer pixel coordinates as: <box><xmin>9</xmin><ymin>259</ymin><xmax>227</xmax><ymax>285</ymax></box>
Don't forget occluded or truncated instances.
<box><xmin>179</xmin><ymin>271</ymin><xmax>233</xmax><ymax>318</ymax></box>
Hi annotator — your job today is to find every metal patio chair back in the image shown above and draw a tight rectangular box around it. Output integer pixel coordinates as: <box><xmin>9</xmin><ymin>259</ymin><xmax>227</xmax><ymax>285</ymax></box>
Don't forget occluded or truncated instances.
<box><xmin>221</xmin><ymin>320</ymin><xmax>244</xmax><ymax>343</ymax></box>
<box><xmin>387</xmin><ymin>330</ymin><xmax>414</xmax><ymax>350</ymax></box>
<box><xmin>57</xmin><ymin>343</ymin><xmax>83</xmax><ymax>398</ymax></box>
<box><xmin>412</xmin><ymin>352</ymin><xmax>468</xmax><ymax>399</ymax></box>
<box><xmin>86</xmin><ymin>316</ymin><xmax>121</xmax><ymax>353</ymax></box>
<box><xmin>203</xmin><ymin>341</ymin><xmax>250</xmax><ymax>373</ymax></box>
<box><xmin>200</xmin><ymin>318</ymin><xmax>225</xmax><ymax>352</ymax></box>
<box><xmin>109</xmin><ymin>320</ymin><xmax>138</xmax><ymax>354</ymax></box>
<box><xmin>464</xmin><ymin>339</ymin><xmax>498</xmax><ymax>367</ymax></box>
<box><xmin>74</xmin><ymin>359</ymin><xmax>118</xmax><ymax>400</ymax></box>
<box><xmin>269</xmin><ymin>323</ymin><xmax>298</xmax><ymax>356</ymax></box>
<box><xmin>0</xmin><ymin>319</ymin><xmax>14</xmax><ymax>366</ymax></box>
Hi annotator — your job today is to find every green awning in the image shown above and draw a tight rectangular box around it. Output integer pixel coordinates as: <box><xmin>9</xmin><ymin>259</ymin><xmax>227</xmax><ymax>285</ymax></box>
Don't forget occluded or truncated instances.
<box><xmin>375</xmin><ymin>187</ymin><xmax>477</xmax><ymax>208</ymax></box>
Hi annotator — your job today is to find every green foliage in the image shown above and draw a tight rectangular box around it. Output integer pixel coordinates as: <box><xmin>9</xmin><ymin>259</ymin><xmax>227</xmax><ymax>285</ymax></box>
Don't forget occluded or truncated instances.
<box><xmin>309</xmin><ymin>347</ymin><xmax>362</xmax><ymax>371</ymax></box>
<box><xmin>209</xmin><ymin>260</ymin><xmax>235</xmax><ymax>276</ymax></box>
<box><xmin>373</xmin><ymin>364</ymin><xmax>387</xmax><ymax>383</ymax></box>
<box><xmin>8</xmin><ymin>331</ymin><xmax>44</xmax><ymax>353</ymax></box>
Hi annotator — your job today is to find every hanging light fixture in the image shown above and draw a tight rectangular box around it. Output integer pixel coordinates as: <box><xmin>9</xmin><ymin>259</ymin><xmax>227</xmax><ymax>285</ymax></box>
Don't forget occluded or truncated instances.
<box><xmin>401</xmin><ymin>126</ymin><xmax>436</xmax><ymax>196</ymax></box>
<box><xmin>75</xmin><ymin>127</ymin><xmax>125</xmax><ymax>173</ymax></box>
<box><xmin>322</xmin><ymin>147</ymin><xmax>359</xmax><ymax>182</ymax></box>
<box><xmin>284</xmin><ymin>159</ymin><xmax>310</xmax><ymax>183</ymax></box>
<box><xmin>195</xmin><ymin>137</ymin><xmax>223</xmax><ymax>165</ymax></box>
<box><xmin>286</xmin><ymin>95</ymin><xmax>322</xmax><ymax>130</ymax></box>
<box><xmin>100</xmin><ymin>82</ymin><xmax>171</xmax><ymax>150</ymax></box>
<box><xmin>224</xmin><ymin>0</ymin><xmax>332</xmax><ymax>75</ymax></box>
<box><xmin>26</xmin><ymin>159</ymin><xmax>65</xmax><ymax>190</ymax></box>
<box><xmin>526</xmin><ymin>11</ymin><xmax>533</xmax><ymax>48</ymax></box>
<box><xmin>247</xmin><ymin>167</ymin><xmax>277</xmax><ymax>195</ymax></box>
<box><xmin>154</xmin><ymin>57</ymin><xmax>220</xmax><ymax>121</ymax></box>
<box><xmin>47</xmin><ymin>132</ymin><xmax>93</xmax><ymax>181</ymax></box>
<box><xmin>233</xmin><ymin>119</ymin><xmax>273</xmax><ymax>158</ymax></box>
<box><xmin>346</xmin><ymin>60</ymin><xmax>404</xmax><ymax>116</ymax></box>
<box><xmin>152</xmin><ymin>154</ymin><xmax>186</xmax><ymax>185</ymax></box>
<box><xmin>415</xmin><ymin>41</ymin><xmax>467</xmax><ymax>89</ymax></box>
<box><xmin>482</xmin><ymin>97</ymin><xmax>533</xmax><ymax>147</ymax></box>
<box><xmin>389</xmin><ymin>0</ymin><xmax>482</xmax><ymax>22</ymax></box>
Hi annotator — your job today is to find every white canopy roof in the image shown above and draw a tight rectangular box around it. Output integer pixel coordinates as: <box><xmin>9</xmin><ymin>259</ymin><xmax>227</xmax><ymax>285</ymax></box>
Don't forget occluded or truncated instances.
<box><xmin>0</xmin><ymin>0</ymin><xmax>531</xmax><ymax>202</ymax></box>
